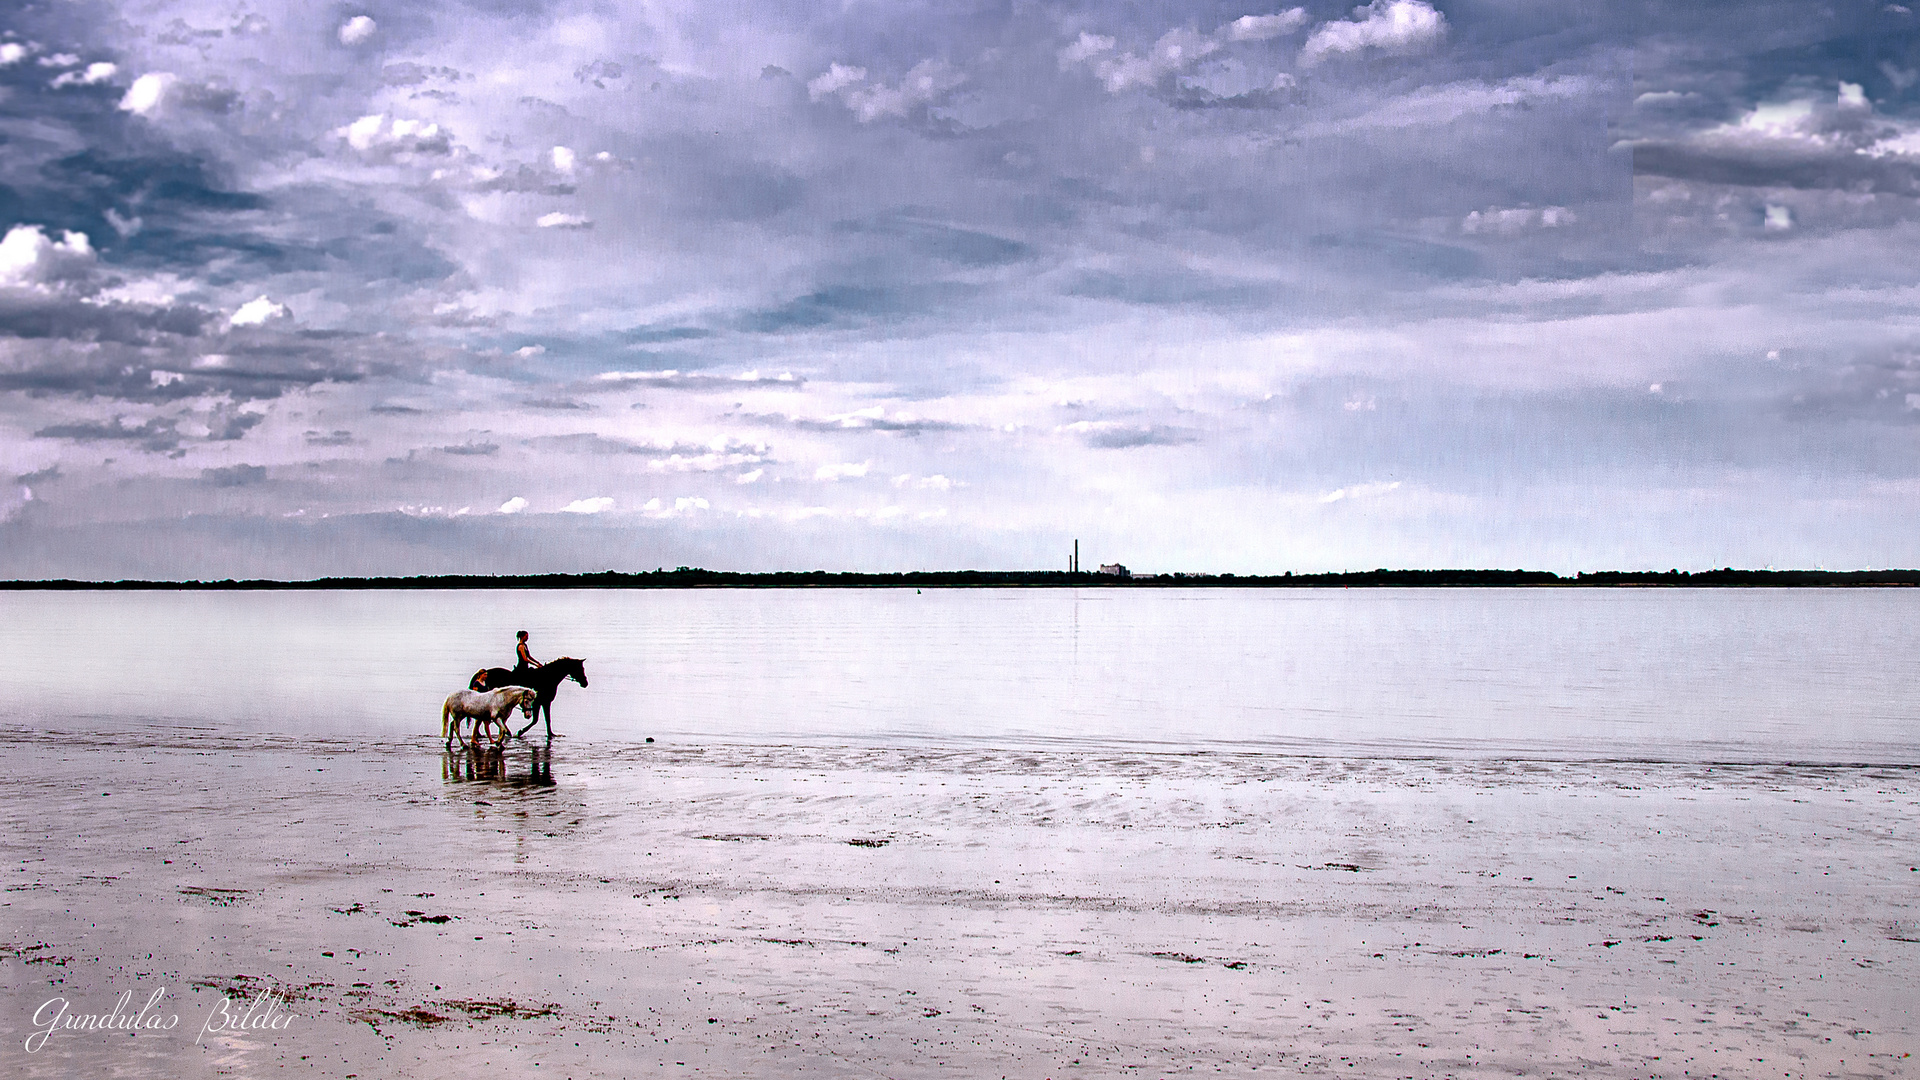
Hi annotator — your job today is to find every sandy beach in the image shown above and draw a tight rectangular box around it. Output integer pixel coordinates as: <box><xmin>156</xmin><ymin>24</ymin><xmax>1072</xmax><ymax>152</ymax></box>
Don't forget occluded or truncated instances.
<box><xmin>1</xmin><ymin>725</ymin><xmax>1914</xmax><ymax>1078</ymax></box>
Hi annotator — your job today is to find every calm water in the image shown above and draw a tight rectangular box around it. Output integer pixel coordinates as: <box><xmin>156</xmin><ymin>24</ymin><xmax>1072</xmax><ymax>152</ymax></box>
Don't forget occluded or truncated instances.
<box><xmin>5</xmin><ymin>587</ymin><xmax>1916</xmax><ymax>762</ymax></box>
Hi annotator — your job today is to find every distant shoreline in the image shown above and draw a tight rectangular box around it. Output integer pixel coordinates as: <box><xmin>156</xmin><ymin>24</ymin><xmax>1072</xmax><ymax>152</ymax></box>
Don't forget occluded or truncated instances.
<box><xmin>3</xmin><ymin>568</ymin><xmax>1919</xmax><ymax>590</ymax></box>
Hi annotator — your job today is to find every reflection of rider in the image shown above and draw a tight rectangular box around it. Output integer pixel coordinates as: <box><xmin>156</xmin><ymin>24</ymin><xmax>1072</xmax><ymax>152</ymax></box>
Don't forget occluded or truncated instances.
<box><xmin>513</xmin><ymin>630</ymin><xmax>542</xmax><ymax>677</ymax></box>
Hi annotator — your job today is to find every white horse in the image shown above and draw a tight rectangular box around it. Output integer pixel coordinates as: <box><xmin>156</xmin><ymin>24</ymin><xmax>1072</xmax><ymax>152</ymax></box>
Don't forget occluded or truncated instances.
<box><xmin>441</xmin><ymin>686</ymin><xmax>537</xmax><ymax>748</ymax></box>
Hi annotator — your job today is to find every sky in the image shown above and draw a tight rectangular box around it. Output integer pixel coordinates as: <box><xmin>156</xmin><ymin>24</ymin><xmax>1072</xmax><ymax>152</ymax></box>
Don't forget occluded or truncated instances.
<box><xmin>1</xmin><ymin>0</ymin><xmax>1918</xmax><ymax>578</ymax></box>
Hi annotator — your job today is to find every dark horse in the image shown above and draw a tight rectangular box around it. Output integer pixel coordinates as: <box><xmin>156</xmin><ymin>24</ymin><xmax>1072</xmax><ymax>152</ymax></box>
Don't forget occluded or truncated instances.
<box><xmin>483</xmin><ymin>657</ymin><xmax>587</xmax><ymax>739</ymax></box>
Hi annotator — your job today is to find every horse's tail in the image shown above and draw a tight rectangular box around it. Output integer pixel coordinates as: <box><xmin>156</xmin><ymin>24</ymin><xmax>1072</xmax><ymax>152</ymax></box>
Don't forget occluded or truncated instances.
<box><xmin>441</xmin><ymin>696</ymin><xmax>454</xmax><ymax>739</ymax></box>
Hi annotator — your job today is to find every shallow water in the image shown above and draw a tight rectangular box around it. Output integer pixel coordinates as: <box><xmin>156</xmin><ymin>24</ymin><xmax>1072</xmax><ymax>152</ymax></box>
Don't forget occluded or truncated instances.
<box><xmin>2</xmin><ymin>727</ymin><xmax>1914</xmax><ymax>1078</ymax></box>
<box><xmin>5</xmin><ymin>586</ymin><xmax>1917</xmax><ymax>762</ymax></box>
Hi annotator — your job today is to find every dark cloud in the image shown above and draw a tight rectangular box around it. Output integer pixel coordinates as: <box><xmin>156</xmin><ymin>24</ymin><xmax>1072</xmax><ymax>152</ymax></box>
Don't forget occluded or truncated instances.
<box><xmin>201</xmin><ymin>463</ymin><xmax>266</xmax><ymax>486</ymax></box>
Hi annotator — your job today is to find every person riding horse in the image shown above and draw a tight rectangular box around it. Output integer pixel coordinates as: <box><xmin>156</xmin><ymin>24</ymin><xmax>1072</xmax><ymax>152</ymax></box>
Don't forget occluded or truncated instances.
<box><xmin>471</xmin><ymin>632</ymin><xmax>538</xmax><ymax>693</ymax></box>
<box><xmin>513</xmin><ymin>630</ymin><xmax>542</xmax><ymax>679</ymax></box>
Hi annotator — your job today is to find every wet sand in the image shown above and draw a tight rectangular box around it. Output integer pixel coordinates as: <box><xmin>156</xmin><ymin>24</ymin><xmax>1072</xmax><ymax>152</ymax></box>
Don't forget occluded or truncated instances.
<box><xmin>1</xmin><ymin>726</ymin><xmax>1915</xmax><ymax>1078</ymax></box>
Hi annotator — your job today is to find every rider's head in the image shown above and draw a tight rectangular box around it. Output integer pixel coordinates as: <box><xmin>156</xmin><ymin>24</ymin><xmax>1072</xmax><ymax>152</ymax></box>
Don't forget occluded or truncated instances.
<box><xmin>517</xmin><ymin>630</ymin><xmax>529</xmax><ymax>641</ymax></box>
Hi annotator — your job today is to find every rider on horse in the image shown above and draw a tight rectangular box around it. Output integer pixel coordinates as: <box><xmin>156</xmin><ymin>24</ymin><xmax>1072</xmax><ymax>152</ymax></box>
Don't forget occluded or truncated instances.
<box><xmin>514</xmin><ymin>630</ymin><xmax>542</xmax><ymax>678</ymax></box>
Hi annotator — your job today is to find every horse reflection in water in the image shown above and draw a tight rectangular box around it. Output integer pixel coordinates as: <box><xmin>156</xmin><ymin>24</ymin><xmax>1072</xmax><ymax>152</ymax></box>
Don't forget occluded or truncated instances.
<box><xmin>442</xmin><ymin>742</ymin><xmax>554</xmax><ymax>787</ymax></box>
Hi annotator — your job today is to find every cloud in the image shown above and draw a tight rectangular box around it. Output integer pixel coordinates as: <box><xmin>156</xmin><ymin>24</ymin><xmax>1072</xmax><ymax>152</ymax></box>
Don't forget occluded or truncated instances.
<box><xmin>119</xmin><ymin>72</ymin><xmax>176</xmax><ymax>116</ymax></box>
<box><xmin>339</xmin><ymin>114</ymin><xmax>453</xmax><ymax>158</ymax></box>
<box><xmin>1320</xmin><ymin>480</ymin><xmax>1401</xmax><ymax>503</ymax></box>
<box><xmin>228</xmin><ymin>296</ymin><xmax>290</xmax><ymax>327</ymax></box>
<box><xmin>1300</xmin><ymin>0</ymin><xmax>1447</xmax><ymax>66</ymax></box>
<box><xmin>338</xmin><ymin>16</ymin><xmax>377</xmax><ymax>46</ymax></box>
<box><xmin>753</xmin><ymin>406</ymin><xmax>964</xmax><ymax>435</ymax></box>
<box><xmin>498</xmin><ymin>496</ymin><xmax>528</xmax><ymax>514</ymax></box>
<box><xmin>1462</xmin><ymin>206</ymin><xmax>1576</xmax><ymax>235</ymax></box>
<box><xmin>1057</xmin><ymin>33</ymin><xmax>1115</xmax><ymax>67</ymax></box>
<box><xmin>640</xmin><ymin>496</ymin><xmax>710</xmax><ymax>517</ymax></box>
<box><xmin>560</xmin><ymin>497</ymin><xmax>615</xmax><ymax>514</ymax></box>
<box><xmin>536</xmin><ymin>213</ymin><xmax>592</xmax><ymax>229</ymax></box>
<box><xmin>202</xmin><ymin>464</ymin><xmax>267</xmax><ymax>487</ymax></box>
<box><xmin>592</xmin><ymin>369</ymin><xmax>799</xmax><ymax>391</ymax></box>
<box><xmin>807</xmin><ymin>63</ymin><xmax>868</xmax><ymax>100</ymax></box>
<box><xmin>1063</xmin><ymin>11</ymin><xmax>1310</xmax><ymax>94</ymax></box>
<box><xmin>892</xmin><ymin>473</ymin><xmax>954</xmax><ymax>490</ymax></box>
<box><xmin>0</xmin><ymin>226</ymin><xmax>97</xmax><ymax>290</ymax></box>
<box><xmin>49</xmin><ymin>61</ymin><xmax>117</xmax><ymax>89</ymax></box>
<box><xmin>1229</xmin><ymin>11</ymin><xmax>1310</xmax><ymax>41</ymax></box>
<box><xmin>809</xmin><ymin>59</ymin><xmax>967</xmax><ymax>122</ymax></box>
<box><xmin>814</xmin><ymin>461</ymin><xmax>871</xmax><ymax>481</ymax></box>
<box><xmin>1056</xmin><ymin>420</ymin><xmax>1197</xmax><ymax>449</ymax></box>
<box><xmin>1626</xmin><ymin>81</ymin><xmax>1920</xmax><ymax>202</ymax></box>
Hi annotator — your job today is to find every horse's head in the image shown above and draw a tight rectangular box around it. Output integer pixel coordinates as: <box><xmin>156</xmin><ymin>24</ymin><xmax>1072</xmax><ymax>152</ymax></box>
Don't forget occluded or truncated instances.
<box><xmin>555</xmin><ymin>657</ymin><xmax>587</xmax><ymax>687</ymax></box>
<box><xmin>515</xmin><ymin>688</ymin><xmax>536</xmax><ymax>717</ymax></box>
<box><xmin>568</xmin><ymin>658</ymin><xmax>587</xmax><ymax>688</ymax></box>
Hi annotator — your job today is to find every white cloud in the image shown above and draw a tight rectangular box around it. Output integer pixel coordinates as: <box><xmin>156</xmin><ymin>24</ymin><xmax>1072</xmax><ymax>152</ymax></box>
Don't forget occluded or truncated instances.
<box><xmin>1462</xmin><ymin>205</ymin><xmax>1575</xmax><ymax>235</ymax></box>
<box><xmin>0</xmin><ymin>43</ymin><xmax>31</xmax><ymax>66</ymax></box>
<box><xmin>891</xmin><ymin>473</ymin><xmax>954</xmax><ymax>491</ymax></box>
<box><xmin>549</xmin><ymin>146</ymin><xmax>576</xmax><ymax>173</ymax></box>
<box><xmin>1300</xmin><ymin>0</ymin><xmax>1446</xmax><ymax>66</ymax></box>
<box><xmin>561</xmin><ymin>496</ymin><xmax>615</xmax><ymax>514</ymax></box>
<box><xmin>1764</xmin><ymin>204</ymin><xmax>1794</xmax><ymax>231</ymax></box>
<box><xmin>735</xmin><ymin>469</ymin><xmax>764</xmax><ymax>484</ymax></box>
<box><xmin>338</xmin><ymin>16</ymin><xmax>377</xmax><ymax>46</ymax></box>
<box><xmin>812</xmin><ymin>59</ymin><xmax>966</xmax><ymax>122</ymax></box>
<box><xmin>814</xmin><ymin>461</ymin><xmax>871</xmax><ymax>481</ymax></box>
<box><xmin>229</xmin><ymin>295</ymin><xmax>290</xmax><ymax>327</ymax></box>
<box><xmin>1057</xmin><ymin>32</ymin><xmax>1115</xmax><ymax>66</ymax></box>
<box><xmin>1089</xmin><ymin>27</ymin><xmax>1222</xmax><ymax>92</ymax></box>
<box><xmin>339</xmin><ymin>114</ymin><xmax>451</xmax><ymax>157</ymax></box>
<box><xmin>640</xmin><ymin>496</ymin><xmax>710</xmax><ymax>517</ymax></box>
<box><xmin>149</xmin><ymin>370</ymin><xmax>185</xmax><ymax>387</ymax></box>
<box><xmin>1062</xmin><ymin>11</ymin><xmax>1305</xmax><ymax>93</ymax></box>
<box><xmin>1228</xmin><ymin>10</ymin><xmax>1310</xmax><ymax>41</ymax></box>
<box><xmin>807</xmin><ymin>62</ymin><xmax>867</xmax><ymax>101</ymax></box>
<box><xmin>497</xmin><ymin>496</ymin><xmax>528</xmax><ymax>514</ymax></box>
<box><xmin>49</xmin><ymin>61</ymin><xmax>117</xmax><ymax>88</ymax></box>
<box><xmin>1737</xmin><ymin>98</ymin><xmax>1815</xmax><ymax>138</ymax></box>
<box><xmin>119</xmin><ymin>72</ymin><xmax>176</xmax><ymax>116</ymax></box>
<box><xmin>847</xmin><ymin>60</ymin><xmax>968</xmax><ymax>122</ymax></box>
<box><xmin>536</xmin><ymin>212</ymin><xmax>592</xmax><ymax>229</ymax></box>
<box><xmin>0</xmin><ymin>225</ymin><xmax>96</xmax><ymax>289</ymax></box>
<box><xmin>1320</xmin><ymin>480</ymin><xmax>1402</xmax><ymax>504</ymax></box>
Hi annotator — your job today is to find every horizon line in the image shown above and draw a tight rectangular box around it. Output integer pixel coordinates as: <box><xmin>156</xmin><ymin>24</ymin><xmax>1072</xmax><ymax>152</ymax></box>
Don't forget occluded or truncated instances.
<box><xmin>4</xmin><ymin>567</ymin><xmax>1919</xmax><ymax>590</ymax></box>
